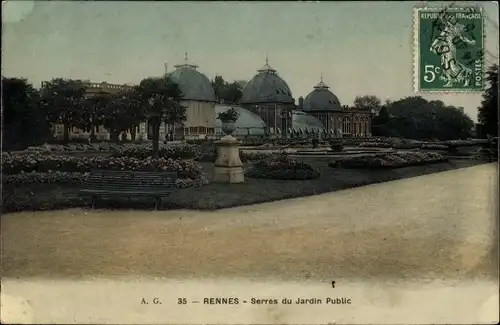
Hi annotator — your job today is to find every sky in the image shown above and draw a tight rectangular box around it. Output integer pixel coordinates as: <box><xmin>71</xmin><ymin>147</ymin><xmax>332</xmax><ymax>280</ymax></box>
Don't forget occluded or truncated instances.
<box><xmin>2</xmin><ymin>0</ymin><xmax>499</xmax><ymax>121</ymax></box>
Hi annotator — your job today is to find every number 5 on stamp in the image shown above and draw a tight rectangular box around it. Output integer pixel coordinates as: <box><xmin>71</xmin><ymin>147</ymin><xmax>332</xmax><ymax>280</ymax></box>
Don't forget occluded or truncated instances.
<box><xmin>413</xmin><ymin>6</ymin><xmax>485</xmax><ymax>92</ymax></box>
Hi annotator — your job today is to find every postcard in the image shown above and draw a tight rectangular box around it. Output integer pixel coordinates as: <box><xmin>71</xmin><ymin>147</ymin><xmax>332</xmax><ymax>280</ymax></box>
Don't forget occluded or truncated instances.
<box><xmin>2</xmin><ymin>1</ymin><xmax>498</xmax><ymax>324</ymax></box>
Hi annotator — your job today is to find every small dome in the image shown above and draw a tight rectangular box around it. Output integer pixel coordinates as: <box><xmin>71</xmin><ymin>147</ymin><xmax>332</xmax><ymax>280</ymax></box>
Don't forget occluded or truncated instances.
<box><xmin>303</xmin><ymin>77</ymin><xmax>341</xmax><ymax>111</ymax></box>
<box><xmin>241</xmin><ymin>59</ymin><xmax>294</xmax><ymax>105</ymax></box>
<box><xmin>215</xmin><ymin>104</ymin><xmax>266</xmax><ymax>136</ymax></box>
<box><xmin>167</xmin><ymin>56</ymin><xmax>216</xmax><ymax>102</ymax></box>
<box><xmin>291</xmin><ymin>110</ymin><xmax>325</xmax><ymax>132</ymax></box>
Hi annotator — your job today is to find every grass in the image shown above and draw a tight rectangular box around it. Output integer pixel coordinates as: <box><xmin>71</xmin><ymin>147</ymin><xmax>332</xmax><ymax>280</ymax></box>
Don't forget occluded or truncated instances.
<box><xmin>1</xmin><ymin>158</ymin><xmax>487</xmax><ymax>213</ymax></box>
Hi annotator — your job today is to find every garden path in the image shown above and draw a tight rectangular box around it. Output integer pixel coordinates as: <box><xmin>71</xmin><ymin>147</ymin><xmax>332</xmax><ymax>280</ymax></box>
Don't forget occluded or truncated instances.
<box><xmin>2</xmin><ymin>163</ymin><xmax>498</xmax><ymax>280</ymax></box>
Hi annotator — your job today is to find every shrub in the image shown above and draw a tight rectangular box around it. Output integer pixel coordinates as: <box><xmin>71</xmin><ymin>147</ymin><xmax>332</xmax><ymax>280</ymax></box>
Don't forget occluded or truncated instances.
<box><xmin>329</xmin><ymin>151</ymin><xmax>447</xmax><ymax>169</ymax></box>
<box><xmin>1</xmin><ymin>152</ymin><xmax>203</xmax><ymax>179</ymax></box>
<box><xmin>217</xmin><ymin>107</ymin><xmax>240</xmax><ymax>121</ymax></box>
<box><xmin>329</xmin><ymin>140</ymin><xmax>344</xmax><ymax>152</ymax></box>
<box><xmin>246</xmin><ymin>155</ymin><xmax>320</xmax><ymax>180</ymax></box>
<box><xmin>359</xmin><ymin>142</ymin><xmax>392</xmax><ymax>148</ymax></box>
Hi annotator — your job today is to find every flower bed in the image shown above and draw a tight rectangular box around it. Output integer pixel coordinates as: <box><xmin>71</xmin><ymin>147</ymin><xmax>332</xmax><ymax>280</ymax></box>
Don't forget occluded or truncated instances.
<box><xmin>112</xmin><ymin>143</ymin><xmax>198</xmax><ymax>160</ymax></box>
<box><xmin>245</xmin><ymin>155</ymin><xmax>320</xmax><ymax>180</ymax></box>
<box><xmin>3</xmin><ymin>171</ymin><xmax>89</xmax><ymax>185</ymax></box>
<box><xmin>392</xmin><ymin>142</ymin><xmax>422</xmax><ymax>149</ymax></box>
<box><xmin>359</xmin><ymin>142</ymin><xmax>392</xmax><ymax>148</ymax></box>
<box><xmin>1</xmin><ymin>152</ymin><xmax>206</xmax><ymax>186</ymax></box>
<box><xmin>3</xmin><ymin>171</ymin><xmax>209</xmax><ymax>188</ymax></box>
<box><xmin>421</xmin><ymin>143</ymin><xmax>449</xmax><ymax>150</ymax></box>
<box><xmin>329</xmin><ymin>151</ymin><xmax>447</xmax><ymax>169</ymax></box>
<box><xmin>195</xmin><ymin>149</ymin><xmax>278</xmax><ymax>163</ymax></box>
<box><xmin>24</xmin><ymin>143</ymin><xmax>126</xmax><ymax>153</ymax></box>
<box><xmin>2</xmin><ymin>152</ymin><xmax>202</xmax><ymax>177</ymax></box>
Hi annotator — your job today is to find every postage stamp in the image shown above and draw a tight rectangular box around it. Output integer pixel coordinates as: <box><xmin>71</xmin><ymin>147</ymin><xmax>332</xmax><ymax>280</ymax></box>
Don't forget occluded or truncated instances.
<box><xmin>413</xmin><ymin>5</ymin><xmax>485</xmax><ymax>92</ymax></box>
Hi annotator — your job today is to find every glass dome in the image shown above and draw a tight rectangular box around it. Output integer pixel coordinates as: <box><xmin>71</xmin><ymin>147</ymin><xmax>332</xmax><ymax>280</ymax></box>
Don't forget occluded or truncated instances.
<box><xmin>215</xmin><ymin>105</ymin><xmax>266</xmax><ymax>136</ymax></box>
<box><xmin>291</xmin><ymin>110</ymin><xmax>325</xmax><ymax>134</ymax></box>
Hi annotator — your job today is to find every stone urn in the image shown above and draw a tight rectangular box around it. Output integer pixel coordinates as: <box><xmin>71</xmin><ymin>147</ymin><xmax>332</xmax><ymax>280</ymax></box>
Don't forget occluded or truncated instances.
<box><xmin>221</xmin><ymin>120</ymin><xmax>237</xmax><ymax>136</ymax></box>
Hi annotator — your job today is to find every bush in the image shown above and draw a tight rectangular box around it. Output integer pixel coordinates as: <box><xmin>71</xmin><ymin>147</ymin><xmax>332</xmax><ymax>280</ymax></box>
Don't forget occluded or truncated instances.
<box><xmin>1</xmin><ymin>152</ymin><xmax>203</xmax><ymax>179</ymax></box>
<box><xmin>359</xmin><ymin>142</ymin><xmax>392</xmax><ymax>148</ymax></box>
<box><xmin>329</xmin><ymin>140</ymin><xmax>344</xmax><ymax>152</ymax></box>
<box><xmin>329</xmin><ymin>151</ymin><xmax>447</xmax><ymax>169</ymax></box>
<box><xmin>246</xmin><ymin>155</ymin><xmax>320</xmax><ymax>180</ymax></box>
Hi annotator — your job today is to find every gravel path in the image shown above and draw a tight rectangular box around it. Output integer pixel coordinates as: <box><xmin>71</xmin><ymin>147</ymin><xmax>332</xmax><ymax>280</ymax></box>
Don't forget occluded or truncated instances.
<box><xmin>2</xmin><ymin>163</ymin><xmax>497</xmax><ymax>281</ymax></box>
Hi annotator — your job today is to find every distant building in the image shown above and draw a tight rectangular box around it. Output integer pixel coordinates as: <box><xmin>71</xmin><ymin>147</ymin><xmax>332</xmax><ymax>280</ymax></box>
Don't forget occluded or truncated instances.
<box><xmin>299</xmin><ymin>76</ymin><xmax>371</xmax><ymax>137</ymax></box>
<box><xmin>240</xmin><ymin>58</ymin><xmax>295</xmax><ymax>137</ymax></box>
<box><xmin>50</xmin><ymin>81</ymin><xmax>135</xmax><ymax>141</ymax></box>
<box><xmin>48</xmin><ymin>54</ymin><xmax>374</xmax><ymax>142</ymax></box>
<box><xmin>164</xmin><ymin>54</ymin><xmax>217</xmax><ymax>140</ymax></box>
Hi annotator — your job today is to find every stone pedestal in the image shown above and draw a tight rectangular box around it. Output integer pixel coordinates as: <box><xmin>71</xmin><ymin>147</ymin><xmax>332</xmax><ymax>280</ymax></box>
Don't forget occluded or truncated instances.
<box><xmin>213</xmin><ymin>135</ymin><xmax>244</xmax><ymax>184</ymax></box>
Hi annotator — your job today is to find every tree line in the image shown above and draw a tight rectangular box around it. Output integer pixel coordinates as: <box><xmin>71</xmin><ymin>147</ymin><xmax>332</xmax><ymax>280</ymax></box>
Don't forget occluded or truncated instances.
<box><xmin>1</xmin><ymin>76</ymin><xmax>186</xmax><ymax>156</ymax></box>
<box><xmin>2</xmin><ymin>65</ymin><xmax>497</xmax><ymax>152</ymax></box>
<box><xmin>1</xmin><ymin>74</ymin><xmax>247</xmax><ymax>151</ymax></box>
<box><xmin>353</xmin><ymin>65</ymin><xmax>498</xmax><ymax>140</ymax></box>
<box><xmin>361</xmin><ymin>95</ymin><xmax>475</xmax><ymax>140</ymax></box>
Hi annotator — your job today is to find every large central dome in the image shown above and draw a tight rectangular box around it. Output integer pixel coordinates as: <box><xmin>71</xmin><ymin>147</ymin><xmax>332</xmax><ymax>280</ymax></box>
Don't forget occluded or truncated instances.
<box><xmin>167</xmin><ymin>57</ymin><xmax>216</xmax><ymax>102</ymax></box>
<box><xmin>303</xmin><ymin>77</ymin><xmax>341</xmax><ymax>111</ymax></box>
<box><xmin>241</xmin><ymin>59</ymin><xmax>294</xmax><ymax>105</ymax></box>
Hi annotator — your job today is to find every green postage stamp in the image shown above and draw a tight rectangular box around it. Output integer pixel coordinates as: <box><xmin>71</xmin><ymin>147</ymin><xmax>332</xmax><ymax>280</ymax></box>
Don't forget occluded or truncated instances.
<box><xmin>413</xmin><ymin>6</ymin><xmax>485</xmax><ymax>92</ymax></box>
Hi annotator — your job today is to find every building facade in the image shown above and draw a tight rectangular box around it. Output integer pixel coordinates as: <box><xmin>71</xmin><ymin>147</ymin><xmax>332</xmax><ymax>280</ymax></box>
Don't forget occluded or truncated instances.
<box><xmin>51</xmin><ymin>81</ymin><xmax>138</xmax><ymax>141</ymax></box>
<box><xmin>49</xmin><ymin>55</ymin><xmax>373</xmax><ymax>142</ymax></box>
<box><xmin>240</xmin><ymin>59</ymin><xmax>295</xmax><ymax>137</ymax></box>
<box><xmin>299</xmin><ymin>77</ymin><xmax>372</xmax><ymax>137</ymax></box>
<box><xmin>164</xmin><ymin>55</ymin><xmax>217</xmax><ymax>140</ymax></box>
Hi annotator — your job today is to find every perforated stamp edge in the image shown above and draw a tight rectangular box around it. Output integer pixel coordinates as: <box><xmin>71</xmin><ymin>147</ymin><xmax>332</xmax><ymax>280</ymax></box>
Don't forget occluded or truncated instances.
<box><xmin>412</xmin><ymin>5</ymin><xmax>486</xmax><ymax>94</ymax></box>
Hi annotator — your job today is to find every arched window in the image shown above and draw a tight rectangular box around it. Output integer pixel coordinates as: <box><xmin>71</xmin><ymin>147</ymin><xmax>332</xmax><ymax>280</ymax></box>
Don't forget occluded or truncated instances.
<box><xmin>342</xmin><ymin>116</ymin><xmax>351</xmax><ymax>136</ymax></box>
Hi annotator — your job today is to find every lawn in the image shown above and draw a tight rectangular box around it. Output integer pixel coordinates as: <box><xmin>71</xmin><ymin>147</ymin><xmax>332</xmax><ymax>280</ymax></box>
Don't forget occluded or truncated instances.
<box><xmin>1</xmin><ymin>157</ymin><xmax>487</xmax><ymax>213</ymax></box>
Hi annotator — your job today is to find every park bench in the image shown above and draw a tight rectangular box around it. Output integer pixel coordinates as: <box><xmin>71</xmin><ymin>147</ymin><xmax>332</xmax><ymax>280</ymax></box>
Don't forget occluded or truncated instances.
<box><xmin>80</xmin><ymin>169</ymin><xmax>178</xmax><ymax>210</ymax></box>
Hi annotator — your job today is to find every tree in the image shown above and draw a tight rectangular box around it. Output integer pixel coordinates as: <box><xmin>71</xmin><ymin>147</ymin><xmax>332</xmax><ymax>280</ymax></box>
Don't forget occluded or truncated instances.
<box><xmin>1</xmin><ymin>77</ymin><xmax>51</xmax><ymax>150</ymax></box>
<box><xmin>136</xmin><ymin>77</ymin><xmax>185</xmax><ymax>157</ymax></box>
<box><xmin>437</xmin><ymin>105</ymin><xmax>474</xmax><ymax>140</ymax></box>
<box><xmin>99</xmin><ymin>89</ymin><xmax>144</xmax><ymax>143</ymax></box>
<box><xmin>353</xmin><ymin>95</ymin><xmax>382</xmax><ymax>113</ymax></box>
<box><xmin>212</xmin><ymin>76</ymin><xmax>225</xmax><ymax>101</ymax></box>
<box><xmin>478</xmin><ymin>64</ymin><xmax>498</xmax><ymax>138</ymax></box>
<box><xmin>40</xmin><ymin>78</ymin><xmax>87</xmax><ymax>143</ymax></box>
<box><xmin>211</xmin><ymin>75</ymin><xmax>244</xmax><ymax>104</ymax></box>
<box><xmin>381</xmin><ymin>96</ymin><xmax>473</xmax><ymax>140</ymax></box>
<box><xmin>79</xmin><ymin>93</ymin><xmax>109</xmax><ymax>141</ymax></box>
<box><xmin>371</xmin><ymin>106</ymin><xmax>394</xmax><ymax>137</ymax></box>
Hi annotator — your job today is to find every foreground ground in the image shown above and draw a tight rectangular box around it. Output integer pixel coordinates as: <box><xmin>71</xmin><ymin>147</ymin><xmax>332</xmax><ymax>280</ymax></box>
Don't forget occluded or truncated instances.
<box><xmin>2</xmin><ymin>158</ymin><xmax>486</xmax><ymax>212</ymax></box>
<box><xmin>2</xmin><ymin>163</ymin><xmax>498</xmax><ymax>281</ymax></box>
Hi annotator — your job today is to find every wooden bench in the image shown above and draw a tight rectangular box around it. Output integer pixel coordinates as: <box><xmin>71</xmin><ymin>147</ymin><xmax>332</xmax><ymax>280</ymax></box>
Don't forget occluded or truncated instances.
<box><xmin>79</xmin><ymin>170</ymin><xmax>178</xmax><ymax>210</ymax></box>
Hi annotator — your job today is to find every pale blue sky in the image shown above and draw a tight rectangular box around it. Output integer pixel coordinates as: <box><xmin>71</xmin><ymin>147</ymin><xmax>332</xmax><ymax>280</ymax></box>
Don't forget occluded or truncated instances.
<box><xmin>2</xmin><ymin>1</ymin><xmax>499</xmax><ymax>121</ymax></box>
